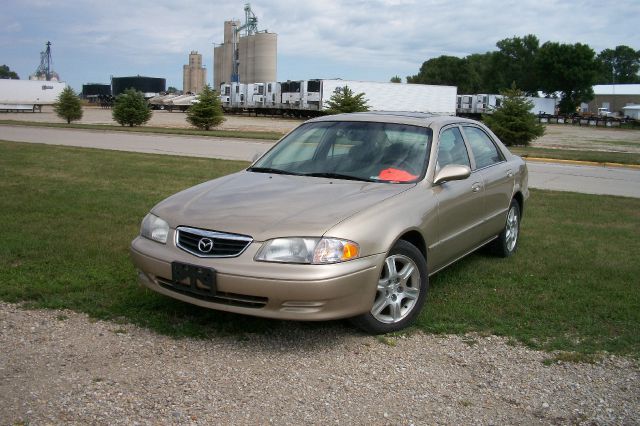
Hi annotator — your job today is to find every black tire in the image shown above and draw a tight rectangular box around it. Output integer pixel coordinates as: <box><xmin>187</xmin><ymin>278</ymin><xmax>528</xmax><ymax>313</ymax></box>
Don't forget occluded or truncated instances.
<box><xmin>491</xmin><ymin>199</ymin><xmax>521</xmax><ymax>258</ymax></box>
<box><xmin>350</xmin><ymin>240</ymin><xmax>428</xmax><ymax>334</ymax></box>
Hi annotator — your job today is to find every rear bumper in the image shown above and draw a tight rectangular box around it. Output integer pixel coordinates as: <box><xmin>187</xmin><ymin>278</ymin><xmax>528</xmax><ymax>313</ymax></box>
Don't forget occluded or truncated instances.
<box><xmin>130</xmin><ymin>236</ymin><xmax>383</xmax><ymax>321</ymax></box>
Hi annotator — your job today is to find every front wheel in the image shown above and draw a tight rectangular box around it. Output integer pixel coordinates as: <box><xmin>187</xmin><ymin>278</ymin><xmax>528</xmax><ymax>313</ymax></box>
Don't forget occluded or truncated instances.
<box><xmin>350</xmin><ymin>240</ymin><xmax>428</xmax><ymax>334</ymax></box>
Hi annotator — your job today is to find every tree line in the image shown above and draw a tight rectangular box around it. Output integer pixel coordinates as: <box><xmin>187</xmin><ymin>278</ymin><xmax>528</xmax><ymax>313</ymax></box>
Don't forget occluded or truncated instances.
<box><xmin>405</xmin><ymin>35</ymin><xmax>640</xmax><ymax>113</ymax></box>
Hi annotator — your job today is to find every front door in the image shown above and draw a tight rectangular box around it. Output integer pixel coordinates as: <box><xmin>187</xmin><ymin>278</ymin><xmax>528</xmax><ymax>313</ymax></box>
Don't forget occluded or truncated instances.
<box><xmin>430</xmin><ymin>126</ymin><xmax>486</xmax><ymax>271</ymax></box>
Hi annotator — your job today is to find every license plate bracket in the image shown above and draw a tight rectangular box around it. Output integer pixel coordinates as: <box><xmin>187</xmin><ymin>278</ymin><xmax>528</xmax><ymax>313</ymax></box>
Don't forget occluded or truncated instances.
<box><xmin>171</xmin><ymin>262</ymin><xmax>217</xmax><ymax>297</ymax></box>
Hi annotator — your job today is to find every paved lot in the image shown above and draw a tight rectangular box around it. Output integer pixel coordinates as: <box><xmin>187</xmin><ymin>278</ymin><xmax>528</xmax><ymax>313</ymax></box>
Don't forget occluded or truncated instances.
<box><xmin>0</xmin><ymin>125</ymin><xmax>272</xmax><ymax>161</ymax></box>
<box><xmin>2</xmin><ymin>124</ymin><xmax>640</xmax><ymax>198</ymax></box>
<box><xmin>3</xmin><ymin>105</ymin><xmax>640</xmax><ymax>152</ymax></box>
<box><xmin>527</xmin><ymin>161</ymin><xmax>640</xmax><ymax>198</ymax></box>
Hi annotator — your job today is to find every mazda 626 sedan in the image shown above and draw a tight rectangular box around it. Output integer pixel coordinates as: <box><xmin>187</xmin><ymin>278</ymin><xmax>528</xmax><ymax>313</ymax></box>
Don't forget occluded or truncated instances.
<box><xmin>130</xmin><ymin>112</ymin><xmax>528</xmax><ymax>333</ymax></box>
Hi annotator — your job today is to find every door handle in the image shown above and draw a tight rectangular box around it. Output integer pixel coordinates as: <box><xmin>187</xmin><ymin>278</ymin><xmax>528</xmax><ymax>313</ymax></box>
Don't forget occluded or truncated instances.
<box><xmin>471</xmin><ymin>182</ymin><xmax>482</xmax><ymax>193</ymax></box>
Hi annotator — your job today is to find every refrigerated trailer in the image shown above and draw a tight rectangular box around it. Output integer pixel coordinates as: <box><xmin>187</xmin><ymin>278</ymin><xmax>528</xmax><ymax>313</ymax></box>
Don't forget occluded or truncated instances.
<box><xmin>221</xmin><ymin>79</ymin><xmax>458</xmax><ymax>116</ymax></box>
<box><xmin>316</xmin><ymin>80</ymin><xmax>457</xmax><ymax>115</ymax></box>
<box><xmin>0</xmin><ymin>80</ymin><xmax>66</xmax><ymax>112</ymax></box>
<box><xmin>457</xmin><ymin>93</ymin><xmax>557</xmax><ymax>116</ymax></box>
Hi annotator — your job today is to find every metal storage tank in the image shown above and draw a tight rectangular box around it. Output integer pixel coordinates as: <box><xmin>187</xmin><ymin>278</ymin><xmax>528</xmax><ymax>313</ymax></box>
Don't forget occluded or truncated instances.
<box><xmin>111</xmin><ymin>76</ymin><xmax>165</xmax><ymax>96</ymax></box>
<box><xmin>238</xmin><ymin>32</ymin><xmax>277</xmax><ymax>84</ymax></box>
<box><xmin>82</xmin><ymin>83</ymin><xmax>111</xmax><ymax>97</ymax></box>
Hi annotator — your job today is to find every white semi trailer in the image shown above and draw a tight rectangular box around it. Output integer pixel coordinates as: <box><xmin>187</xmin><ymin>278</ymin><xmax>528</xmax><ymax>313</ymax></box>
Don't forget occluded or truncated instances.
<box><xmin>527</xmin><ymin>97</ymin><xmax>556</xmax><ymax>115</ymax></box>
<box><xmin>220</xmin><ymin>79</ymin><xmax>458</xmax><ymax>116</ymax></box>
<box><xmin>312</xmin><ymin>79</ymin><xmax>457</xmax><ymax>115</ymax></box>
<box><xmin>457</xmin><ymin>93</ymin><xmax>557</xmax><ymax>116</ymax></box>
<box><xmin>0</xmin><ymin>80</ymin><xmax>67</xmax><ymax>112</ymax></box>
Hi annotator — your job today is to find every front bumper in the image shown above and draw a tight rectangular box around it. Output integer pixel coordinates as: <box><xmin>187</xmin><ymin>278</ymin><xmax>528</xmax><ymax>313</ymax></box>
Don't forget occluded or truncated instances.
<box><xmin>130</xmin><ymin>236</ymin><xmax>383</xmax><ymax>321</ymax></box>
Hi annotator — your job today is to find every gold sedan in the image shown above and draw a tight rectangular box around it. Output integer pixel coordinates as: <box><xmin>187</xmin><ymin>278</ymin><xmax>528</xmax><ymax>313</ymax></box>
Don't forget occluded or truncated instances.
<box><xmin>131</xmin><ymin>112</ymin><xmax>528</xmax><ymax>333</ymax></box>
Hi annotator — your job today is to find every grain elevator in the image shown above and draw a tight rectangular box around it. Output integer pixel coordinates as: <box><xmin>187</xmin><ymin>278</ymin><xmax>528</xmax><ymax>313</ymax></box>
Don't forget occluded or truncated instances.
<box><xmin>213</xmin><ymin>4</ymin><xmax>277</xmax><ymax>90</ymax></box>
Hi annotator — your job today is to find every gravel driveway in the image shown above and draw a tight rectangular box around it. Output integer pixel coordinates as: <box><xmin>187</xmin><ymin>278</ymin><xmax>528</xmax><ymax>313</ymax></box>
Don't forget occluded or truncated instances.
<box><xmin>1</xmin><ymin>302</ymin><xmax>637</xmax><ymax>425</ymax></box>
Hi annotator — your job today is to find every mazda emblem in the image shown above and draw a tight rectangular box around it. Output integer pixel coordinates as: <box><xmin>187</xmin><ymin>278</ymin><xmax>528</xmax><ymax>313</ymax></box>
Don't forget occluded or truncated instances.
<box><xmin>198</xmin><ymin>237</ymin><xmax>214</xmax><ymax>253</ymax></box>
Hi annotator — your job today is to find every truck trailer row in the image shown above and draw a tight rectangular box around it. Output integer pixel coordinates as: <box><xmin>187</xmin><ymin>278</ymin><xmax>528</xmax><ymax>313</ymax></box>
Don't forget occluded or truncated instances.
<box><xmin>217</xmin><ymin>79</ymin><xmax>458</xmax><ymax>117</ymax></box>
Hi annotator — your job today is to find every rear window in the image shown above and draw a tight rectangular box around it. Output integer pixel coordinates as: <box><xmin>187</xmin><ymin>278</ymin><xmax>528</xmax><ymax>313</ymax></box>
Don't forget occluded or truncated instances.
<box><xmin>463</xmin><ymin>126</ymin><xmax>504</xmax><ymax>169</ymax></box>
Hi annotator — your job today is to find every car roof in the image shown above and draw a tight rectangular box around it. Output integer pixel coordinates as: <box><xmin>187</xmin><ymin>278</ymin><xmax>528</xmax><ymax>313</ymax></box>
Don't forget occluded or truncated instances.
<box><xmin>307</xmin><ymin>111</ymin><xmax>479</xmax><ymax>129</ymax></box>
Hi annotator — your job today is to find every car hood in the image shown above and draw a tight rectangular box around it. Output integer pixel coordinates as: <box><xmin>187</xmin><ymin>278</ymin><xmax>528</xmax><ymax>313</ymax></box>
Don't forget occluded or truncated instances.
<box><xmin>152</xmin><ymin>171</ymin><xmax>413</xmax><ymax>241</ymax></box>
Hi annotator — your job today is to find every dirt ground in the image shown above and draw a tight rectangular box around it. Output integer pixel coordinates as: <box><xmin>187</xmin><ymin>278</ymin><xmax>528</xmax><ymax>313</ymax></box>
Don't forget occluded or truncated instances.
<box><xmin>2</xmin><ymin>105</ymin><xmax>304</xmax><ymax>134</ymax></box>
<box><xmin>3</xmin><ymin>106</ymin><xmax>640</xmax><ymax>152</ymax></box>
<box><xmin>537</xmin><ymin>124</ymin><xmax>640</xmax><ymax>153</ymax></box>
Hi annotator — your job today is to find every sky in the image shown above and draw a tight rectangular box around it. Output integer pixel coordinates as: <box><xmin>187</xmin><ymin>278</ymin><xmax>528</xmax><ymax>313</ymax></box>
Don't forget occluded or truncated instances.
<box><xmin>2</xmin><ymin>0</ymin><xmax>639</xmax><ymax>92</ymax></box>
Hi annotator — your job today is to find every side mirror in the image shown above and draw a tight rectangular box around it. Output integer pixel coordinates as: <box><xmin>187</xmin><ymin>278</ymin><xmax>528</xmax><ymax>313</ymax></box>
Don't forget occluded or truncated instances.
<box><xmin>433</xmin><ymin>165</ymin><xmax>471</xmax><ymax>185</ymax></box>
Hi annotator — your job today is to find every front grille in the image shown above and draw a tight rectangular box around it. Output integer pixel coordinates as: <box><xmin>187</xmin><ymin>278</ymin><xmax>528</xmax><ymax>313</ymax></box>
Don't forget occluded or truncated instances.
<box><xmin>157</xmin><ymin>277</ymin><xmax>268</xmax><ymax>308</ymax></box>
<box><xmin>176</xmin><ymin>226</ymin><xmax>252</xmax><ymax>258</ymax></box>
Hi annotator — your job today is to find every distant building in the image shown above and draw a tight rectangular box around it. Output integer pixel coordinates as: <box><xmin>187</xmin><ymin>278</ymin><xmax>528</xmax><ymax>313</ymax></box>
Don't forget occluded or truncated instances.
<box><xmin>183</xmin><ymin>51</ymin><xmax>206</xmax><ymax>95</ymax></box>
<box><xmin>587</xmin><ymin>84</ymin><xmax>640</xmax><ymax>115</ymax></box>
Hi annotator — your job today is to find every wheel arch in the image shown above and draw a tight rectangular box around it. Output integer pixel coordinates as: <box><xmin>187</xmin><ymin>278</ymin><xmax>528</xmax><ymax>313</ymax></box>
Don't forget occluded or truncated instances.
<box><xmin>396</xmin><ymin>230</ymin><xmax>427</xmax><ymax>261</ymax></box>
<box><xmin>512</xmin><ymin>191</ymin><xmax>524</xmax><ymax>218</ymax></box>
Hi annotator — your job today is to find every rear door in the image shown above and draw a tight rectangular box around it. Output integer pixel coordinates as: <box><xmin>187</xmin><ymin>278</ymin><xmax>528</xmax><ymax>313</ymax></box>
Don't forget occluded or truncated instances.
<box><xmin>461</xmin><ymin>125</ymin><xmax>514</xmax><ymax>237</ymax></box>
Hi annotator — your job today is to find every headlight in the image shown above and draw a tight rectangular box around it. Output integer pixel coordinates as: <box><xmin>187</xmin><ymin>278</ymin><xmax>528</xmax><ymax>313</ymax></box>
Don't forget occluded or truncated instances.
<box><xmin>255</xmin><ymin>237</ymin><xmax>359</xmax><ymax>264</ymax></box>
<box><xmin>140</xmin><ymin>213</ymin><xmax>169</xmax><ymax>244</ymax></box>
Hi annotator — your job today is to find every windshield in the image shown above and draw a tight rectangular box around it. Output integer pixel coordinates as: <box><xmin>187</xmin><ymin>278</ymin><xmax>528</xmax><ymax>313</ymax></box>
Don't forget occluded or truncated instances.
<box><xmin>250</xmin><ymin>121</ymin><xmax>432</xmax><ymax>183</ymax></box>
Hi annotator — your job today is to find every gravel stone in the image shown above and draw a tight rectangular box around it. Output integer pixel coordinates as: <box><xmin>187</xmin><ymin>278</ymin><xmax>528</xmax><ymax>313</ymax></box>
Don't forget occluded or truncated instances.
<box><xmin>0</xmin><ymin>302</ymin><xmax>638</xmax><ymax>425</ymax></box>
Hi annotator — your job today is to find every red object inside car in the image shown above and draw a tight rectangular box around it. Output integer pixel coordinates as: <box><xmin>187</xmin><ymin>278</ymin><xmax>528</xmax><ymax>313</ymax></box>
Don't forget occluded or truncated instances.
<box><xmin>378</xmin><ymin>168</ymin><xmax>418</xmax><ymax>182</ymax></box>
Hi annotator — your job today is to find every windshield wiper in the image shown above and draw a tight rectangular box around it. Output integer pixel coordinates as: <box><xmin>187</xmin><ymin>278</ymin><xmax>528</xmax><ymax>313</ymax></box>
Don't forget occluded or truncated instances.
<box><xmin>247</xmin><ymin>167</ymin><xmax>302</xmax><ymax>176</ymax></box>
<box><xmin>304</xmin><ymin>172</ymin><xmax>374</xmax><ymax>182</ymax></box>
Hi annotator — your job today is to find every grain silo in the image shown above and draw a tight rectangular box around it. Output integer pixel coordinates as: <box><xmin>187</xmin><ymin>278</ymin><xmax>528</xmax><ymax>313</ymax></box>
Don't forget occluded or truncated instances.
<box><xmin>214</xmin><ymin>20</ymin><xmax>239</xmax><ymax>90</ymax></box>
<box><xmin>239</xmin><ymin>32</ymin><xmax>277</xmax><ymax>84</ymax></box>
<box><xmin>213</xmin><ymin>4</ymin><xmax>277</xmax><ymax>89</ymax></box>
<box><xmin>183</xmin><ymin>51</ymin><xmax>206</xmax><ymax>94</ymax></box>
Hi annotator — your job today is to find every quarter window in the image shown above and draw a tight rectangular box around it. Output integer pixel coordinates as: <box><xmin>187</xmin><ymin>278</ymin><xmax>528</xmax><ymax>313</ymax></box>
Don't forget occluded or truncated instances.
<box><xmin>463</xmin><ymin>127</ymin><xmax>503</xmax><ymax>169</ymax></box>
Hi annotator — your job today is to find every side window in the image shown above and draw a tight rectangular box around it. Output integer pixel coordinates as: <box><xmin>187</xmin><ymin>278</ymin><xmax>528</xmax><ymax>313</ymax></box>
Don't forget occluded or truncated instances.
<box><xmin>463</xmin><ymin>126</ymin><xmax>503</xmax><ymax>169</ymax></box>
<box><xmin>437</xmin><ymin>127</ymin><xmax>470</xmax><ymax>170</ymax></box>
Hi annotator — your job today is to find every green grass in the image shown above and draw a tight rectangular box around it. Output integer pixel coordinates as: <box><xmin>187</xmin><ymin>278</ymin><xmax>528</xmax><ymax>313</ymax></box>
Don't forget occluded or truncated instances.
<box><xmin>1</xmin><ymin>140</ymin><xmax>639</xmax><ymax>356</ymax></box>
<box><xmin>0</xmin><ymin>119</ymin><xmax>284</xmax><ymax>141</ymax></box>
<box><xmin>510</xmin><ymin>146</ymin><xmax>640</xmax><ymax>165</ymax></box>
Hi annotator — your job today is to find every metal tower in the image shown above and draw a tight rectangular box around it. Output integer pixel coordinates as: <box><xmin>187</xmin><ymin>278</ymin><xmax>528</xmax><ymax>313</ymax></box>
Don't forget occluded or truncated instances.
<box><xmin>231</xmin><ymin>3</ymin><xmax>259</xmax><ymax>82</ymax></box>
<box><xmin>34</xmin><ymin>41</ymin><xmax>53</xmax><ymax>81</ymax></box>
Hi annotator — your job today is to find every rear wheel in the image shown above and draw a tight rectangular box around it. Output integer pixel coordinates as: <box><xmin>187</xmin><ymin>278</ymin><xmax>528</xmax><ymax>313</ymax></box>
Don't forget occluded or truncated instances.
<box><xmin>491</xmin><ymin>199</ymin><xmax>520</xmax><ymax>257</ymax></box>
<box><xmin>350</xmin><ymin>240</ymin><xmax>428</xmax><ymax>334</ymax></box>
